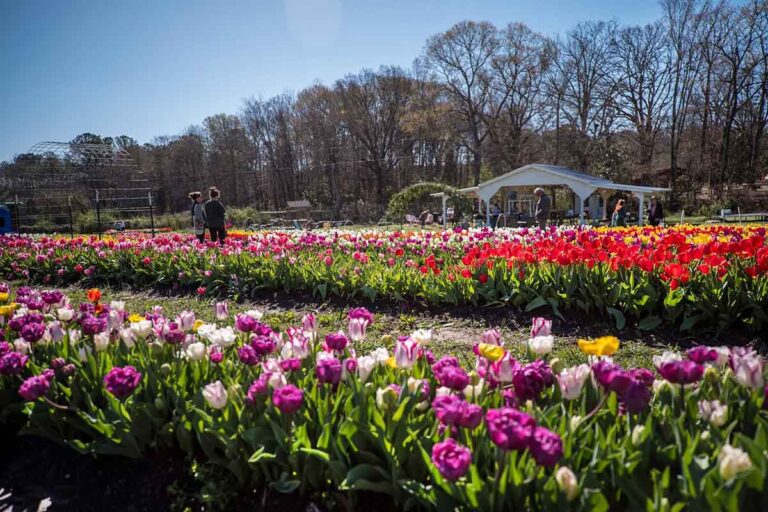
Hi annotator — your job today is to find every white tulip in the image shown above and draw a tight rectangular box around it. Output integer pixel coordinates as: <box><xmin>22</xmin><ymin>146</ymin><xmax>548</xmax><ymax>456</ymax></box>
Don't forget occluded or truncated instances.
<box><xmin>555</xmin><ymin>466</ymin><xmax>578</xmax><ymax>501</ymax></box>
<box><xmin>357</xmin><ymin>355</ymin><xmax>376</xmax><ymax>383</ymax></box>
<box><xmin>185</xmin><ymin>342</ymin><xmax>207</xmax><ymax>362</ymax></box>
<box><xmin>244</xmin><ymin>309</ymin><xmax>263</xmax><ymax>321</ymax></box>
<box><xmin>410</xmin><ymin>329</ymin><xmax>432</xmax><ymax>345</ymax></box>
<box><xmin>119</xmin><ymin>328</ymin><xmax>136</xmax><ymax>348</ymax></box>
<box><xmin>93</xmin><ymin>332</ymin><xmax>110</xmax><ymax>352</ymax></box>
<box><xmin>109</xmin><ymin>300</ymin><xmax>125</xmax><ymax>312</ymax></box>
<box><xmin>202</xmin><ymin>381</ymin><xmax>228</xmax><ymax>409</ymax></box>
<box><xmin>57</xmin><ymin>307</ymin><xmax>74</xmax><ymax>322</ymax></box>
<box><xmin>130</xmin><ymin>320</ymin><xmax>153</xmax><ymax>339</ymax></box>
<box><xmin>528</xmin><ymin>335</ymin><xmax>554</xmax><ymax>355</ymax></box>
<box><xmin>13</xmin><ymin>339</ymin><xmax>30</xmax><ymax>355</ymax></box>
<box><xmin>719</xmin><ymin>444</ymin><xmax>752</xmax><ymax>480</ymax></box>
<box><xmin>558</xmin><ymin>364</ymin><xmax>591</xmax><ymax>400</ymax></box>
<box><xmin>370</xmin><ymin>347</ymin><xmax>390</xmax><ymax>365</ymax></box>
<box><xmin>699</xmin><ymin>400</ymin><xmax>728</xmax><ymax>427</ymax></box>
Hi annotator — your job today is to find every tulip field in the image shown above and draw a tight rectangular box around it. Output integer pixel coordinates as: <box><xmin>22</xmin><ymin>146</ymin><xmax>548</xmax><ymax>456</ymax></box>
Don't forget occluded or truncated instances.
<box><xmin>0</xmin><ymin>285</ymin><xmax>766</xmax><ymax>510</ymax></box>
<box><xmin>0</xmin><ymin>225</ymin><xmax>767</xmax><ymax>510</ymax></box>
<box><xmin>1</xmin><ymin>225</ymin><xmax>767</xmax><ymax>333</ymax></box>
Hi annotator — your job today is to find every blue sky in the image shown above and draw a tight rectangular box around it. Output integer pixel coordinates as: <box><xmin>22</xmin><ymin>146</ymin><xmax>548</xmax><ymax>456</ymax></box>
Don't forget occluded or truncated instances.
<box><xmin>0</xmin><ymin>0</ymin><xmax>662</xmax><ymax>162</ymax></box>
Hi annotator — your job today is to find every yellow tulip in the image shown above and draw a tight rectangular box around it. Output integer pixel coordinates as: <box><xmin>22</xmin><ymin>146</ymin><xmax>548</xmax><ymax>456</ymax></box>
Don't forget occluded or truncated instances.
<box><xmin>0</xmin><ymin>292</ymin><xmax>9</xmax><ymax>303</ymax></box>
<box><xmin>478</xmin><ymin>343</ymin><xmax>505</xmax><ymax>362</ymax></box>
<box><xmin>577</xmin><ymin>336</ymin><xmax>619</xmax><ymax>356</ymax></box>
<box><xmin>192</xmin><ymin>319</ymin><xmax>205</xmax><ymax>332</ymax></box>
<box><xmin>386</xmin><ymin>356</ymin><xmax>398</xmax><ymax>369</ymax></box>
<box><xmin>127</xmin><ymin>313</ymin><xmax>144</xmax><ymax>323</ymax></box>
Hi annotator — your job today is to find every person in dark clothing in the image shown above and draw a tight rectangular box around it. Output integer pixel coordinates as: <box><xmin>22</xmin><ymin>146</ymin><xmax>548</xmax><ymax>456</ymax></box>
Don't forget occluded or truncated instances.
<box><xmin>534</xmin><ymin>188</ymin><xmax>550</xmax><ymax>229</ymax></box>
<box><xmin>204</xmin><ymin>187</ymin><xmax>226</xmax><ymax>245</ymax></box>
<box><xmin>189</xmin><ymin>191</ymin><xmax>206</xmax><ymax>243</ymax></box>
<box><xmin>611</xmin><ymin>199</ymin><xmax>627</xmax><ymax>227</ymax></box>
<box><xmin>648</xmin><ymin>196</ymin><xmax>664</xmax><ymax>227</ymax></box>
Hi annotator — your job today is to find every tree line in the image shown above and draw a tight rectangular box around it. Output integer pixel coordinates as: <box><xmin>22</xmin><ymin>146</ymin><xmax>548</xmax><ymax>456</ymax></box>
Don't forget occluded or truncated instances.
<box><xmin>2</xmin><ymin>0</ymin><xmax>767</xmax><ymax>217</ymax></box>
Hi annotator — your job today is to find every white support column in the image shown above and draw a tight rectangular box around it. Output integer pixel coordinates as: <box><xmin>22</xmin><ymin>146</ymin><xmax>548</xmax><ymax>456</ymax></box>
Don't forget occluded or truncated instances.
<box><xmin>576</xmin><ymin>195</ymin><xmax>585</xmax><ymax>225</ymax></box>
<box><xmin>486</xmin><ymin>202</ymin><xmax>491</xmax><ymax>227</ymax></box>
<box><xmin>441</xmin><ymin>195</ymin><xmax>447</xmax><ymax>228</ymax></box>
<box><xmin>637</xmin><ymin>192</ymin><xmax>645</xmax><ymax>226</ymax></box>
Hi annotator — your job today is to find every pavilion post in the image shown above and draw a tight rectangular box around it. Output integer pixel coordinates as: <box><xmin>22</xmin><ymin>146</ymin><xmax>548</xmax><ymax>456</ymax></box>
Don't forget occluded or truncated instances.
<box><xmin>637</xmin><ymin>192</ymin><xmax>645</xmax><ymax>226</ymax></box>
<box><xmin>576</xmin><ymin>194</ymin><xmax>585</xmax><ymax>225</ymax></box>
<box><xmin>442</xmin><ymin>195</ymin><xmax>447</xmax><ymax>228</ymax></box>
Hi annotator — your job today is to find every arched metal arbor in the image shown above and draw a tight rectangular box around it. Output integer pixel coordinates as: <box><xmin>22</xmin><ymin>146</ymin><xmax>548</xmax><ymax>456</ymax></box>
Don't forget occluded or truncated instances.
<box><xmin>2</xmin><ymin>140</ymin><xmax>155</xmax><ymax>236</ymax></box>
<box><xmin>27</xmin><ymin>141</ymin><xmax>136</xmax><ymax>167</ymax></box>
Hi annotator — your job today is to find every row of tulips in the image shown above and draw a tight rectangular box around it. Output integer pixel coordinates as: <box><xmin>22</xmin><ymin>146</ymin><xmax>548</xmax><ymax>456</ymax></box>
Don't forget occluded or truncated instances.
<box><xmin>0</xmin><ymin>285</ymin><xmax>767</xmax><ymax>510</ymax></box>
<box><xmin>1</xmin><ymin>225</ymin><xmax>767</xmax><ymax>332</ymax></box>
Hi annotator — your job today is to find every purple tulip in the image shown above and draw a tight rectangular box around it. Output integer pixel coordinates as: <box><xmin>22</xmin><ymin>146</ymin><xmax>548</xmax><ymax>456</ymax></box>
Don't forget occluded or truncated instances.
<box><xmin>235</xmin><ymin>314</ymin><xmax>258</xmax><ymax>333</ymax></box>
<box><xmin>432</xmin><ymin>395</ymin><xmax>466</xmax><ymax>426</ymax></box>
<box><xmin>458</xmin><ymin>403</ymin><xmax>483</xmax><ymax>429</ymax></box>
<box><xmin>20</xmin><ymin>322</ymin><xmax>45</xmax><ymax>343</ymax></box>
<box><xmin>621</xmin><ymin>380</ymin><xmax>652</xmax><ymax>414</ymax></box>
<box><xmin>279</xmin><ymin>358</ymin><xmax>301</xmax><ymax>373</ymax></box>
<box><xmin>238</xmin><ymin>345</ymin><xmax>260</xmax><ymax>366</ymax></box>
<box><xmin>512</xmin><ymin>360</ymin><xmax>554</xmax><ymax>401</ymax></box>
<box><xmin>104</xmin><ymin>366</ymin><xmax>142</xmax><ymax>399</ymax></box>
<box><xmin>272</xmin><ymin>384</ymin><xmax>304</xmax><ymax>414</ymax></box>
<box><xmin>485</xmin><ymin>408</ymin><xmax>536</xmax><ymax>451</ymax></box>
<box><xmin>316</xmin><ymin>357</ymin><xmax>342</xmax><ymax>386</ymax></box>
<box><xmin>41</xmin><ymin>290</ymin><xmax>64</xmax><ymax>305</ymax></box>
<box><xmin>657</xmin><ymin>360</ymin><xmax>704</xmax><ymax>385</ymax></box>
<box><xmin>348</xmin><ymin>307</ymin><xmax>374</xmax><ymax>325</ymax></box>
<box><xmin>687</xmin><ymin>346</ymin><xmax>719</xmax><ymax>365</ymax></box>
<box><xmin>0</xmin><ymin>351</ymin><xmax>28</xmax><ymax>375</ymax></box>
<box><xmin>529</xmin><ymin>427</ymin><xmax>563</xmax><ymax>467</ymax></box>
<box><xmin>19</xmin><ymin>372</ymin><xmax>53</xmax><ymax>401</ymax></box>
<box><xmin>0</xmin><ymin>341</ymin><xmax>9</xmax><ymax>356</ymax></box>
<box><xmin>215</xmin><ymin>302</ymin><xmax>228</xmax><ymax>321</ymax></box>
<box><xmin>431</xmin><ymin>438</ymin><xmax>472</xmax><ymax>481</ymax></box>
<box><xmin>435</xmin><ymin>365</ymin><xmax>470</xmax><ymax>391</ymax></box>
<box><xmin>209</xmin><ymin>347</ymin><xmax>223</xmax><ymax>364</ymax></box>
<box><xmin>251</xmin><ymin>335</ymin><xmax>276</xmax><ymax>356</ymax></box>
<box><xmin>81</xmin><ymin>315</ymin><xmax>107</xmax><ymax>336</ymax></box>
<box><xmin>324</xmin><ymin>332</ymin><xmax>349</xmax><ymax>352</ymax></box>
<box><xmin>246</xmin><ymin>376</ymin><xmax>269</xmax><ymax>404</ymax></box>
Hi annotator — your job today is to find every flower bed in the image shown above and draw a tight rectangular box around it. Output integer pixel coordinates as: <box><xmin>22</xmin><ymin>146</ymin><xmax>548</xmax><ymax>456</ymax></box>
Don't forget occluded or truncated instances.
<box><xmin>1</xmin><ymin>225</ymin><xmax>767</xmax><ymax>332</ymax></box>
<box><xmin>1</xmin><ymin>286</ymin><xmax>767</xmax><ymax>509</ymax></box>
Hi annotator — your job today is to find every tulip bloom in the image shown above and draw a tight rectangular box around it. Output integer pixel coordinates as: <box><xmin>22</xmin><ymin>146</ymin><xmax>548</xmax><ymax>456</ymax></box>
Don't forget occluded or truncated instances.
<box><xmin>394</xmin><ymin>338</ymin><xmax>419</xmax><ymax>370</ymax></box>
<box><xmin>202</xmin><ymin>380</ymin><xmax>228</xmax><ymax>409</ymax></box>
<box><xmin>557</xmin><ymin>364</ymin><xmax>591</xmax><ymax>400</ymax></box>
<box><xmin>577</xmin><ymin>336</ymin><xmax>619</xmax><ymax>357</ymax></box>
<box><xmin>431</xmin><ymin>438</ymin><xmax>472</xmax><ymax>481</ymax></box>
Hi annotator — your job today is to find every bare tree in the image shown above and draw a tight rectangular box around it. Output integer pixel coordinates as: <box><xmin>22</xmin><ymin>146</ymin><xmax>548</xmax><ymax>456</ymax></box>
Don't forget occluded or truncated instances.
<box><xmin>335</xmin><ymin>67</ymin><xmax>413</xmax><ymax>207</ymax></box>
<box><xmin>610</xmin><ymin>22</ymin><xmax>673</xmax><ymax>168</ymax></box>
<box><xmin>421</xmin><ymin>21</ymin><xmax>500</xmax><ymax>185</ymax></box>
<box><xmin>552</xmin><ymin>21</ymin><xmax>618</xmax><ymax>170</ymax></box>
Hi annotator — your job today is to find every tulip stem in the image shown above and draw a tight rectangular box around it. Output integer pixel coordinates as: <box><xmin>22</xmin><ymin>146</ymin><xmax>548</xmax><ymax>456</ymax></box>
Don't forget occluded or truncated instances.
<box><xmin>43</xmin><ymin>396</ymin><xmax>76</xmax><ymax>412</ymax></box>
<box><xmin>583</xmin><ymin>393</ymin><xmax>609</xmax><ymax>423</ymax></box>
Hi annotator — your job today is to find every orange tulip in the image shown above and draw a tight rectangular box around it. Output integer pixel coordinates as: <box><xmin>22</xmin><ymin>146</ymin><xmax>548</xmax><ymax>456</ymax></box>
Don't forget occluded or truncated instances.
<box><xmin>87</xmin><ymin>288</ymin><xmax>102</xmax><ymax>304</ymax></box>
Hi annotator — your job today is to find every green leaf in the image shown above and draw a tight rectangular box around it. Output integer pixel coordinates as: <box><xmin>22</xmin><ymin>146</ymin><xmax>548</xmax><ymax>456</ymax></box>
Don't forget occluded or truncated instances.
<box><xmin>637</xmin><ymin>316</ymin><xmax>662</xmax><ymax>331</ymax></box>
<box><xmin>607</xmin><ymin>307</ymin><xmax>626</xmax><ymax>330</ymax></box>
<box><xmin>525</xmin><ymin>296</ymin><xmax>548</xmax><ymax>312</ymax></box>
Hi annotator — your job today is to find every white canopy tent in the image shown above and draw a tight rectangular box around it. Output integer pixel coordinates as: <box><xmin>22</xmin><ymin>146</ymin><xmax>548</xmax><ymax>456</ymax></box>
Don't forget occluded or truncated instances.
<box><xmin>448</xmin><ymin>164</ymin><xmax>670</xmax><ymax>226</ymax></box>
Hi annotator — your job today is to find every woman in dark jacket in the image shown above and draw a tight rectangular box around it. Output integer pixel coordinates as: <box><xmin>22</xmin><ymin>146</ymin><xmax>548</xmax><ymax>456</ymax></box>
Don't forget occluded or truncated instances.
<box><xmin>204</xmin><ymin>187</ymin><xmax>226</xmax><ymax>245</ymax></box>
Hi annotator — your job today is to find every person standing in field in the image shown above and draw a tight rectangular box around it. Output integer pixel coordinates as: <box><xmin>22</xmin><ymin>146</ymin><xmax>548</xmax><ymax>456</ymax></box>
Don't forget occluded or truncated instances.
<box><xmin>611</xmin><ymin>199</ymin><xmax>627</xmax><ymax>227</ymax></box>
<box><xmin>533</xmin><ymin>188</ymin><xmax>550</xmax><ymax>230</ymax></box>
<box><xmin>204</xmin><ymin>187</ymin><xmax>226</xmax><ymax>246</ymax></box>
<box><xmin>648</xmin><ymin>196</ymin><xmax>664</xmax><ymax>227</ymax></box>
<box><xmin>189</xmin><ymin>191</ymin><xmax>206</xmax><ymax>243</ymax></box>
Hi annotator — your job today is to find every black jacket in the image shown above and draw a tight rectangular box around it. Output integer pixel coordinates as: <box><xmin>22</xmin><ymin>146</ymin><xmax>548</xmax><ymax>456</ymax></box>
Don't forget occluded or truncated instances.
<box><xmin>204</xmin><ymin>199</ymin><xmax>226</xmax><ymax>228</ymax></box>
